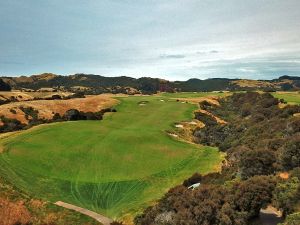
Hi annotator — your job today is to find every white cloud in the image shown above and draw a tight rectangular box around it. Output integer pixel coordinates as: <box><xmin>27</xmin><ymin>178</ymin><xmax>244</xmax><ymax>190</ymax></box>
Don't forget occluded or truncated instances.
<box><xmin>0</xmin><ymin>0</ymin><xmax>299</xmax><ymax>79</ymax></box>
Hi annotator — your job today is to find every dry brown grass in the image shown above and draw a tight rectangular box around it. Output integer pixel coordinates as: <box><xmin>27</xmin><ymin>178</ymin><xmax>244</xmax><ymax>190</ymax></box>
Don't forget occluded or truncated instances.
<box><xmin>0</xmin><ymin>95</ymin><xmax>119</xmax><ymax>124</ymax></box>
<box><xmin>2</xmin><ymin>73</ymin><xmax>58</xmax><ymax>86</ymax></box>
<box><xmin>29</xmin><ymin>199</ymin><xmax>46</xmax><ymax>209</ymax></box>
<box><xmin>0</xmin><ymin>198</ymin><xmax>31</xmax><ymax>225</ymax></box>
<box><xmin>231</xmin><ymin>80</ymin><xmax>276</xmax><ymax>88</ymax></box>
<box><xmin>0</xmin><ymin>197</ymin><xmax>98</xmax><ymax>225</ymax></box>
<box><xmin>231</xmin><ymin>79</ymin><xmax>293</xmax><ymax>88</ymax></box>
<box><xmin>171</xmin><ymin>97</ymin><xmax>226</xmax><ymax>125</ymax></box>
<box><xmin>174</xmin><ymin>121</ymin><xmax>205</xmax><ymax>143</ymax></box>
<box><xmin>0</xmin><ymin>91</ymin><xmax>34</xmax><ymax>101</ymax></box>
<box><xmin>0</xmin><ymin>173</ymin><xmax>99</xmax><ymax>225</ymax></box>
<box><xmin>194</xmin><ymin>109</ymin><xmax>227</xmax><ymax>124</ymax></box>
<box><xmin>0</xmin><ymin>91</ymin><xmax>74</xmax><ymax>102</ymax></box>
<box><xmin>173</xmin><ymin>97</ymin><xmax>221</xmax><ymax>106</ymax></box>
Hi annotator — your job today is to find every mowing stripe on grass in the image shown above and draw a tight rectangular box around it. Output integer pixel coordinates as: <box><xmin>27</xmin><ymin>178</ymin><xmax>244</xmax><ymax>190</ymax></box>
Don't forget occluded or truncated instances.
<box><xmin>0</xmin><ymin>95</ymin><xmax>223</xmax><ymax>219</ymax></box>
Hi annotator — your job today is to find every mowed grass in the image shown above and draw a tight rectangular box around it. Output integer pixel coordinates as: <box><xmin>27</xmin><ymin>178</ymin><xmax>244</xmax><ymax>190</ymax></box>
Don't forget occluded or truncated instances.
<box><xmin>160</xmin><ymin>91</ymin><xmax>228</xmax><ymax>98</ymax></box>
<box><xmin>0</xmin><ymin>95</ymin><xmax>222</xmax><ymax>219</ymax></box>
<box><xmin>272</xmin><ymin>92</ymin><xmax>300</xmax><ymax>105</ymax></box>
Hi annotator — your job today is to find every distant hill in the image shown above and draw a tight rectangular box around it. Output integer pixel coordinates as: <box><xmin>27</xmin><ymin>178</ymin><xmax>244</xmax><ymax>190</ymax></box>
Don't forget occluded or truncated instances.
<box><xmin>1</xmin><ymin>73</ymin><xmax>299</xmax><ymax>93</ymax></box>
<box><xmin>173</xmin><ymin>78</ymin><xmax>234</xmax><ymax>91</ymax></box>
<box><xmin>0</xmin><ymin>78</ymin><xmax>11</xmax><ymax>91</ymax></box>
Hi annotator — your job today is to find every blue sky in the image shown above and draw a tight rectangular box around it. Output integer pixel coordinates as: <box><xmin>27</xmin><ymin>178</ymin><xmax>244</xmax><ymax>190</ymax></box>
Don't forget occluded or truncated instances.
<box><xmin>0</xmin><ymin>0</ymin><xmax>299</xmax><ymax>80</ymax></box>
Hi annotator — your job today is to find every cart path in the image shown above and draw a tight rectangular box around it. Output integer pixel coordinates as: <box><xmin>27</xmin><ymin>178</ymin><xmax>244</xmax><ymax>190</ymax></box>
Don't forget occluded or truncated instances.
<box><xmin>55</xmin><ymin>201</ymin><xmax>113</xmax><ymax>225</ymax></box>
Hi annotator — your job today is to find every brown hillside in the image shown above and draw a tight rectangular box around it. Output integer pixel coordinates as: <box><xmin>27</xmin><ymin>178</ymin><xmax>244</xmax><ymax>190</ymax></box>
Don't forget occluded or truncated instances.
<box><xmin>2</xmin><ymin>73</ymin><xmax>58</xmax><ymax>86</ymax></box>
<box><xmin>0</xmin><ymin>95</ymin><xmax>118</xmax><ymax>124</ymax></box>
<box><xmin>0</xmin><ymin>91</ymin><xmax>73</xmax><ymax>102</ymax></box>
<box><xmin>231</xmin><ymin>79</ymin><xmax>293</xmax><ymax>89</ymax></box>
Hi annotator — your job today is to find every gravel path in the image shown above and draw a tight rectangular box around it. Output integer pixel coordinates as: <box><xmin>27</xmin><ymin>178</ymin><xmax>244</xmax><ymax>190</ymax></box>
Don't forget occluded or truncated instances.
<box><xmin>55</xmin><ymin>201</ymin><xmax>113</xmax><ymax>225</ymax></box>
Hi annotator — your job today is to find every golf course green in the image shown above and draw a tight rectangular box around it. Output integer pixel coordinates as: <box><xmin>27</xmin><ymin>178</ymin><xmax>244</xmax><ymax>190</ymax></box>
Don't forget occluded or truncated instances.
<box><xmin>0</xmin><ymin>95</ymin><xmax>222</xmax><ymax>219</ymax></box>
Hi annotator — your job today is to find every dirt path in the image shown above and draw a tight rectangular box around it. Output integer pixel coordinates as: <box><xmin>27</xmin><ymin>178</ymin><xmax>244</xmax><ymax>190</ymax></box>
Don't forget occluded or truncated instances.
<box><xmin>55</xmin><ymin>201</ymin><xmax>113</xmax><ymax>225</ymax></box>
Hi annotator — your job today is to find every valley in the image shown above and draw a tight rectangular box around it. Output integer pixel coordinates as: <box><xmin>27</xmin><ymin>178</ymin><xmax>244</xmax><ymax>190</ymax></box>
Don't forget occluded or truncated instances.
<box><xmin>0</xmin><ymin>94</ymin><xmax>223</xmax><ymax>221</ymax></box>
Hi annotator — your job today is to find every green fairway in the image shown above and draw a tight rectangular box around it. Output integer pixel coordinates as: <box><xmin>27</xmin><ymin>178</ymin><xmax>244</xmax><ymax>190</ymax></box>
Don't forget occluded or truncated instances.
<box><xmin>0</xmin><ymin>95</ymin><xmax>222</xmax><ymax>219</ymax></box>
<box><xmin>272</xmin><ymin>92</ymin><xmax>300</xmax><ymax>105</ymax></box>
<box><xmin>160</xmin><ymin>91</ymin><xmax>228</xmax><ymax>98</ymax></box>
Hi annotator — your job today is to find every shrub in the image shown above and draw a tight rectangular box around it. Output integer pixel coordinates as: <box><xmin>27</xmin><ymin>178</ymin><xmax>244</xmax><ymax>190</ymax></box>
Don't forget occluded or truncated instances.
<box><xmin>63</xmin><ymin>109</ymin><xmax>85</xmax><ymax>121</ymax></box>
<box><xmin>0</xmin><ymin>116</ymin><xmax>26</xmax><ymax>133</ymax></box>
<box><xmin>52</xmin><ymin>113</ymin><xmax>62</xmax><ymax>121</ymax></box>
<box><xmin>0</xmin><ymin>78</ymin><xmax>11</xmax><ymax>91</ymax></box>
<box><xmin>272</xmin><ymin>177</ymin><xmax>300</xmax><ymax>216</ymax></box>
<box><xmin>182</xmin><ymin>173</ymin><xmax>202</xmax><ymax>187</ymax></box>
<box><xmin>280</xmin><ymin>212</ymin><xmax>300</xmax><ymax>225</ymax></box>
<box><xmin>233</xmin><ymin>176</ymin><xmax>276</xmax><ymax>218</ymax></box>
<box><xmin>19</xmin><ymin>106</ymin><xmax>39</xmax><ymax>121</ymax></box>
<box><xmin>71</xmin><ymin>92</ymin><xmax>85</xmax><ymax>98</ymax></box>
<box><xmin>135</xmin><ymin>176</ymin><xmax>276</xmax><ymax>225</ymax></box>
<box><xmin>45</xmin><ymin>94</ymin><xmax>62</xmax><ymax>100</ymax></box>
<box><xmin>110</xmin><ymin>221</ymin><xmax>124</xmax><ymax>225</ymax></box>
<box><xmin>10</xmin><ymin>108</ymin><xmax>17</xmax><ymax>114</ymax></box>
<box><xmin>239</xmin><ymin>149</ymin><xmax>276</xmax><ymax>179</ymax></box>
<box><xmin>279</xmin><ymin>136</ymin><xmax>300</xmax><ymax>170</ymax></box>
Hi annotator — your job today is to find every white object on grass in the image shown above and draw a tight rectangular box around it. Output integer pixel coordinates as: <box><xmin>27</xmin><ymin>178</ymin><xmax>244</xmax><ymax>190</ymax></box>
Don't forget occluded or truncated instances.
<box><xmin>188</xmin><ymin>183</ymin><xmax>201</xmax><ymax>190</ymax></box>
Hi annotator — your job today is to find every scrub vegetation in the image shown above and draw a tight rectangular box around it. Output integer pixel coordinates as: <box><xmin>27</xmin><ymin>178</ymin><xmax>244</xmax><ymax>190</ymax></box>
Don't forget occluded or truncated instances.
<box><xmin>136</xmin><ymin>92</ymin><xmax>300</xmax><ymax>225</ymax></box>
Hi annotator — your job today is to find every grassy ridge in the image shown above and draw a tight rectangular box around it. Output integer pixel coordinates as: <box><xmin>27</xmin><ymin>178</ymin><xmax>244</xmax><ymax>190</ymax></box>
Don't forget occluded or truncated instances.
<box><xmin>160</xmin><ymin>91</ymin><xmax>227</xmax><ymax>98</ymax></box>
<box><xmin>0</xmin><ymin>95</ymin><xmax>222</xmax><ymax>219</ymax></box>
<box><xmin>272</xmin><ymin>92</ymin><xmax>300</xmax><ymax>105</ymax></box>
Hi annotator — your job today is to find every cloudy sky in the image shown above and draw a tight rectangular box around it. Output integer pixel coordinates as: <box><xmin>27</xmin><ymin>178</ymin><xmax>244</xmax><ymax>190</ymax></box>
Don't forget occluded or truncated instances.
<box><xmin>0</xmin><ymin>0</ymin><xmax>300</xmax><ymax>80</ymax></box>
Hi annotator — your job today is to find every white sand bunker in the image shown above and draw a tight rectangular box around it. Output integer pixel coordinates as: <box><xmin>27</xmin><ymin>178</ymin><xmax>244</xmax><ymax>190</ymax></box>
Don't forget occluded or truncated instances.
<box><xmin>138</xmin><ymin>101</ymin><xmax>149</xmax><ymax>106</ymax></box>
<box><xmin>168</xmin><ymin>133</ymin><xmax>178</xmax><ymax>138</ymax></box>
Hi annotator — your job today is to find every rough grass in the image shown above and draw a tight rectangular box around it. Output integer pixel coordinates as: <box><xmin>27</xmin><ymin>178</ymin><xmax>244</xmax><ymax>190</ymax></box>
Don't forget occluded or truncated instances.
<box><xmin>0</xmin><ymin>176</ymin><xmax>100</xmax><ymax>225</ymax></box>
<box><xmin>0</xmin><ymin>95</ymin><xmax>222</xmax><ymax>221</ymax></box>
<box><xmin>231</xmin><ymin>79</ymin><xmax>275</xmax><ymax>88</ymax></box>
<box><xmin>160</xmin><ymin>91</ymin><xmax>228</xmax><ymax>98</ymax></box>
<box><xmin>272</xmin><ymin>92</ymin><xmax>300</xmax><ymax>105</ymax></box>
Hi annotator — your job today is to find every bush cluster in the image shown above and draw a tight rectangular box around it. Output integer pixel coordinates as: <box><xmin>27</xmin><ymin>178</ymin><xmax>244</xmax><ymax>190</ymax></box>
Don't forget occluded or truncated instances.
<box><xmin>135</xmin><ymin>92</ymin><xmax>300</xmax><ymax>225</ymax></box>
<box><xmin>194</xmin><ymin>92</ymin><xmax>300</xmax><ymax>177</ymax></box>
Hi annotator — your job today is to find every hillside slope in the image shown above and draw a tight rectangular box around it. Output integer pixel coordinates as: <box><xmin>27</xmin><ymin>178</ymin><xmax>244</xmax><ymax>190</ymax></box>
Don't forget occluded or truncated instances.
<box><xmin>1</xmin><ymin>74</ymin><xmax>299</xmax><ymax>93</ymax></box>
